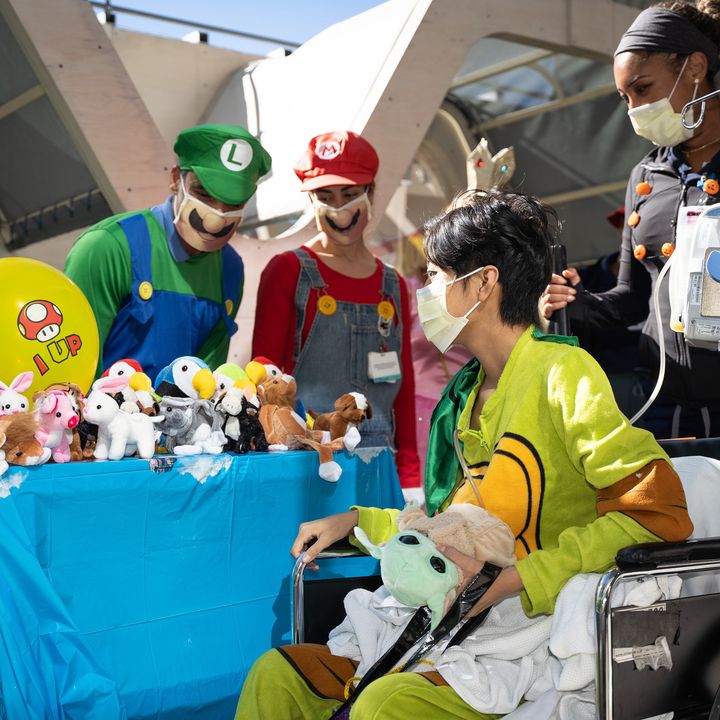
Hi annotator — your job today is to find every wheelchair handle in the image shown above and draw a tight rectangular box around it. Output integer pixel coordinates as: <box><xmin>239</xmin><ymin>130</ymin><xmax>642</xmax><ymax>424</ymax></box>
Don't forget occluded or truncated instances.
<box><xmin>616</xmin><ymin>537</ymin><xmax>720</xmax><ymax>570</ymax></box>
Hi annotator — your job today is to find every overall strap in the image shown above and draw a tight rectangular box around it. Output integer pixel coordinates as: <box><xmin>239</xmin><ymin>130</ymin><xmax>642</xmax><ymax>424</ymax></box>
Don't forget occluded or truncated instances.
<box><xmin>292</xmin><ymin>248</ymin><xmax>325</xmax><ymax>361</ymax></box>
<box><xmin>220</xmin><ymin>244</ymin><xmax>244</xmax><ymax>337</ymax></box>
<box><xmin>117</xmin><ymin>214</ymin><xmax>154</xmax><ymax>324</ymax></box>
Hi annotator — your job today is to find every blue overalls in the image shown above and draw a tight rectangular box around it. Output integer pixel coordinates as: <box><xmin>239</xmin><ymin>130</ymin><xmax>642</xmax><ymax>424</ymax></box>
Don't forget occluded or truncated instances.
<box><xmin>103</xmin><ymin>210</ymin><xmax>243</xmax><ymax>381</ymax></box>
<box><xmin>291</xmin><ymin>249</ymin><xmax>403</xmax><ymax>449</ymax></box>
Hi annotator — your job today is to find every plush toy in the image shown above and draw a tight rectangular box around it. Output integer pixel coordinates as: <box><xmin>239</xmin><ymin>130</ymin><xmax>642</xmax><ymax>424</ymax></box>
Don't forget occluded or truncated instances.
<box><xmin>154</xmin><ymin>357</ymin><xmax>230</xmax><ymax>455</ymax></box>
<box><xmin>257</xmin><ymin>375</ymin><xmax>346</xmax><ymax>481</ymax></box>
<box><xmin>0</xmin><ymin>434</ymin><xmax>7</xmax><ymax>477</ymax></box>
<box><xmin>155</xmin><ymin>396</ymin><xmax>226</xmax><ymax>455</ymax></box>
<box><xmin>247</xmin><ymin>358</ymin><xmax>309</xmax><ymax>420</ymax></box>
<box><xmin>354</xmin><ymin>503</ymin><xmax>516</xmax><ymax>629</ymax></box>
<box><xmin>83</xmin><ymin>376</ymin><xmax>164</xmax><ymax>460</ymax></box>
<box><xmin>213</xmin><ymin>362</ymin><xmax>256</xmax><ymax>398</ymax></box>
<box><xmin>215</xmin><ymin>387</ymin><xmax>268</xmax><ymax>454</ymax></box>
<box><xmin>155</xmin><ymin>356</ymin><xmax>216</xmax><ymax>400</ymax></box>
<box><xmin>355</xmin><ymin>527</ymin><xmax>457</xmax><ymax>630</ymax></box>
<box><xmin>0</xmin><ymin>372</ymin><xmax>34</xmax><ymax>415</ymax></box>
<box><xmin>310</xmin><ymin>392</ymin><xmax>371</xmax><ymax>451</ymax></box>
<box><xmin>103</xmin><ymin>359</ymin><xmax>158</xmax><ymax>414</ymax></box>
<box><xmin>33</xmin><ymin>388</ymin><xmax>80</xmax><ymax>463</ymax></box>
<box><xmin>0</xmin><ymin>414</ymin><xmax>51</xmax><ymax>468</ymax></box>
<box><xmin>44</xmin><ymin>381</ymin><xmax>93</xmax><ymax>461</ymax></box>
<box><xmin>245</xmin><ymin>356</ymin><xmax>282</xmax><ymax>386</ymax></box>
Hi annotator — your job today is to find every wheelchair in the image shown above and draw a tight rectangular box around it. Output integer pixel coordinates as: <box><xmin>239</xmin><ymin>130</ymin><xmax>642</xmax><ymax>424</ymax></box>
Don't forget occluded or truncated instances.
<box><xmin>293</xmin><ymin>536</ymin><xmax>720</xmax><ymax>718</ymax></box>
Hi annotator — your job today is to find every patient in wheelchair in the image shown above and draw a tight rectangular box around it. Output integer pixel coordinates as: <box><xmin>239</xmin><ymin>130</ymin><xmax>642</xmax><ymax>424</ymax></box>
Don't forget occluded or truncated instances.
<box><xmin>235</xmin><ymin>190</ymin><xmax>693</xmax><ymax>720</ymax></box>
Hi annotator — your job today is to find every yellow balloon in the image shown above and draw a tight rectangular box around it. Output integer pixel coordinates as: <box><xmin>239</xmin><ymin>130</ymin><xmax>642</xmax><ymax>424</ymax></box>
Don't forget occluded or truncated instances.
<box><xmin>0</xmin><ymin>258</ymin><xmax>100</xmax><ymax>397</ymax></box>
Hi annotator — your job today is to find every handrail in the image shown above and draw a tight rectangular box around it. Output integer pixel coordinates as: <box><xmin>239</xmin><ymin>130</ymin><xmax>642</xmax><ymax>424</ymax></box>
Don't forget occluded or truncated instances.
<box><xmin>88</xmin><ymin>1</ymin><xmax>301</xmax><ymax>50</ymax></box>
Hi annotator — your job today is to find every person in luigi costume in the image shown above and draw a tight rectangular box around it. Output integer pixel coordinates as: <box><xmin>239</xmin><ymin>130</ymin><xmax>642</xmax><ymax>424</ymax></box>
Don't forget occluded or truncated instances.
<box><xmin>65</xmin><ymin>124</ymin><xmax>271</xmax><ymax>381</ymax></box>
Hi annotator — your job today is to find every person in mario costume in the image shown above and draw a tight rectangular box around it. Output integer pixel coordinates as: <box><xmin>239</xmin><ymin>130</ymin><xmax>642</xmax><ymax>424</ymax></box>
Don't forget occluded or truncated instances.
<box><xmin>65</xmin><ymin>124</ymin><xmax>271</xmax><ymax>381</ymax></box>
<box><xmin>252</xmin><ymin>130</ymin><xmax>420</xmax><ymax>489</ymax></box>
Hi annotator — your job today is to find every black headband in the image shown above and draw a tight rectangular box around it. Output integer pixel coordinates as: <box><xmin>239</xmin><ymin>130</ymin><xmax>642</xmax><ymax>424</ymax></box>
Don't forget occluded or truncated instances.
<box><xmin>615</xmin><ymin>7</ymin><xmax>719</xmax><ymax>73</ymax></box>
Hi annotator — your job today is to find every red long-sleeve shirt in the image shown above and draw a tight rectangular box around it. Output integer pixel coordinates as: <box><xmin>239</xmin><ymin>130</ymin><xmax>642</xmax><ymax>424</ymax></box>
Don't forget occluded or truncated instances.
<box><xmin>252</xmin><ymin>247</ymin><xmax>420</xmax><ymax>488</ymax></box>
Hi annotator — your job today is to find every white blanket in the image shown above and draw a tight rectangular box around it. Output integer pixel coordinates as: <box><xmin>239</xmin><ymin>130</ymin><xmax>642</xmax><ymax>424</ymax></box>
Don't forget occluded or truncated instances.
<box><xmin>328</xmin><ymin>573</ymin><xmax>678</xmax><ymax>719</ymax></box>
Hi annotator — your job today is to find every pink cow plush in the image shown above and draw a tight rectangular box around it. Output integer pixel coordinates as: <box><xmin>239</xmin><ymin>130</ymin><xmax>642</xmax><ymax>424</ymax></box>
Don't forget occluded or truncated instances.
<box><xmin>34</xmin><ymin>389</ymin><xmax>79</xmax><ymax>463</ymax></box>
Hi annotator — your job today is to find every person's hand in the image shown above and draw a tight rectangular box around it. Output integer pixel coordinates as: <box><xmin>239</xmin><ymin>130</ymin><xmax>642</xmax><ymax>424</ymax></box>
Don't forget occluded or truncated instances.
<box><xmin>540</xmin><ymin>268</ymin><xmax>581</xmax><ymax>319</ymax></box>
<box><xmin>290</xmin><ymin>510</ymin><xmax>359</xmax><ymax>570</ymax></box>
<box><xmin>439</xmin><ymin>544</ymin><xmax>524</xmax><ymax>618</ymax></box>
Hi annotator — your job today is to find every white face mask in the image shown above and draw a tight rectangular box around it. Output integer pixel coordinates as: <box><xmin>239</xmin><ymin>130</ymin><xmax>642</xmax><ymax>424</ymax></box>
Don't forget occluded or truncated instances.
<box><xmin>416</xmin><ymin>267</ymin><xmax>485</xmax><ymax>353</ymax></box>
<box><xmin>173</xmin><ymin>175</ymin><xmax>245</xmax><ymax>253</ymax></box>
<box><xmin>627</xmin><ymin>57</ymin><xmax>697</xmax><ymax>147</ymax></box>
<box><xmin>312</xmin><ymin>191</ymin><xmax>372</xmax><ymax>242</ymax></box>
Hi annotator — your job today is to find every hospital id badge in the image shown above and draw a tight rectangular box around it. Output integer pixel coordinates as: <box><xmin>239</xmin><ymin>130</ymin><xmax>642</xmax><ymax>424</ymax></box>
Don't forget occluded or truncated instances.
<box><xmin>368</xmin><ymin>351</ymin><xmax>401</xmax><ymax>383</ymax></box>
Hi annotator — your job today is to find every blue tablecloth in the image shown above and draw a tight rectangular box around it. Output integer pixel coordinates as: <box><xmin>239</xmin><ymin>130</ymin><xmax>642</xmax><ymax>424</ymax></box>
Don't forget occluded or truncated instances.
<box><xmin>0</xmin><ymin>448</ymin><xmax>403</xmax><ymax>720</ymax></box>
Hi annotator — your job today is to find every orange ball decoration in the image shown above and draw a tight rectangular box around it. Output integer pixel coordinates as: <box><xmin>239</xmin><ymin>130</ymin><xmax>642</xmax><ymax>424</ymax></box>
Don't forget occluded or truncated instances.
<box><xmin>661</xmin><ymin>243</ymin><xmax>675</xmax><ymax>257</ymax></box>
<box><xmin>628</xmin><ymin>211</ymin><xmax>640</xmax><ymax>228</ymax></box>
<box><xmin>704</xmin><ymin>178</ymin><xmax>719</xmax><ymax>195</ymax></box>
<box><xmin>635</xmin><ymin>181</ymin><xmax>652</xmax><ymax>195</ymax></box>
<box><xmin>633</xmin><ymin>244</ymin><xmax>647</xmax><ymax>261</ymax></box>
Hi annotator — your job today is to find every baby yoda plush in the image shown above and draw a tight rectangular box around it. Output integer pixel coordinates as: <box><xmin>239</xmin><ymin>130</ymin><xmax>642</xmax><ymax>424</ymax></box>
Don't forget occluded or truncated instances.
<box><xmin>354</xmin><ymin>527</ymin><xmax>458</xmax><ymax>631</ymax></box>
<box><xmin>353</xmin><ymin>503</ymin><xmax>516</xmax><ymax>630</ymax></box>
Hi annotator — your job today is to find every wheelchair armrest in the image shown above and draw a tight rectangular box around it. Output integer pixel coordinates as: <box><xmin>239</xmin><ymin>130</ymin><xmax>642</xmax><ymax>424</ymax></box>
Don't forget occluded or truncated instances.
<box><xmin>616</xmin><ymin>537</ymin><xmax>720</xmax><ymax>570</ymax></box>
<box><xmin>316</xmin><ymin>537</ymin><xmax>366</xmax><ymax>559</ymax></box>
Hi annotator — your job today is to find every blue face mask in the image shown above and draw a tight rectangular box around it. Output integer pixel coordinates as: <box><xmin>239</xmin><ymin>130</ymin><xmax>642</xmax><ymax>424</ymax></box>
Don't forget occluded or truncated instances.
<box><xmin>416</xmin><ymin>267</ymin><xmax>485</xmax><ymax>353</ymax></box>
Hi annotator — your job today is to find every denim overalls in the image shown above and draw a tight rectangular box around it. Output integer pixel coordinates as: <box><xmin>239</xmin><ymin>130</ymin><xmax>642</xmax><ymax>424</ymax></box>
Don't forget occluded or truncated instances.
<box><xmin>103</xmin><ymin>213</ymin><xmax>242</xmax><ymax>380</ymax></box>
<box><xmin>291</xmin><ymin>249</ymin><xmax>403</xmax><ymax>449</ymax></box>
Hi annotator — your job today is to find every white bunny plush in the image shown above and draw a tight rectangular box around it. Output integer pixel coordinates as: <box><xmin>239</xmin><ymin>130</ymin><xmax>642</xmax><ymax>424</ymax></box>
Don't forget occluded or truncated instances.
<box><xmin>0</xmin><ymin>372</ymin><xmax>34</xmax><ymax>416</ymax></box>
<box><xmin>83</xmin><ymin>376</ymin><xmax>164</xmax><ymax>460</ymax></box>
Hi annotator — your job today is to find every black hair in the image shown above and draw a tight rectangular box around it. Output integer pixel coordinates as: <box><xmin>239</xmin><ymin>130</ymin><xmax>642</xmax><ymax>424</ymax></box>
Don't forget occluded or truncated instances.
<box><xmin>656</xmin><ymin>0</ymin><xmax>720</xmax><ymax>48</ymax></box>
<box><xmin>646</xmin><ymin>1</ymin><xmax>720</xmax><ymax>82</ymax></box>
<box><xmin>423</xmin><ymin>190</ymin><xmax>556</xmax><ymax>327</ymax></box>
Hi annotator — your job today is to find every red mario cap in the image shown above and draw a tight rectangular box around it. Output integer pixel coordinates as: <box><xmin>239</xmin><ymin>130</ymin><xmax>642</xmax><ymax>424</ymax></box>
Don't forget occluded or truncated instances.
<box><xmin>294</xmin><ymin>131</ymin><xmax>379</xmax><ymax>191</ymax></box>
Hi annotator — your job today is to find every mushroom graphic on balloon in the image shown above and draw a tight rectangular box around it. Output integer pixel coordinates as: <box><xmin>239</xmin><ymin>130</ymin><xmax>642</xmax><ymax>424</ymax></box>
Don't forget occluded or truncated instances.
<box><xmin>17</xmin><ymin>300</ymin><xmax>64</xmax><ymax>343</ymax></box>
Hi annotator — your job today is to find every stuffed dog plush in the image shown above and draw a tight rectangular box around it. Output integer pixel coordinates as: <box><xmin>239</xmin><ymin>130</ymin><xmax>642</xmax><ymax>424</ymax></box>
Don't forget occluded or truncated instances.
<box><xmin>311</xmin><ymin>392</ymin><xmax>371</xmax><ymax>451</ymax></box>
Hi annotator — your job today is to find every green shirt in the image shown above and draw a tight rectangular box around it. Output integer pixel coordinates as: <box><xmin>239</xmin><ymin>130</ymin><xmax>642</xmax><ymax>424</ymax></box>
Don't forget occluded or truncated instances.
<box><xmin>65</xmin><ymin>207</ymin><xmax>241</xmax><ymax>376</ymax></box>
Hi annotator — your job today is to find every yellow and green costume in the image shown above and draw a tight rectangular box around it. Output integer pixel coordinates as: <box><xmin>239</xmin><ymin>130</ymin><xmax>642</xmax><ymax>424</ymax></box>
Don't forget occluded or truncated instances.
<box><xmin>236</xmin><ymin>326</ymin><xmax>692</xmax><ymax>719</ymax></box>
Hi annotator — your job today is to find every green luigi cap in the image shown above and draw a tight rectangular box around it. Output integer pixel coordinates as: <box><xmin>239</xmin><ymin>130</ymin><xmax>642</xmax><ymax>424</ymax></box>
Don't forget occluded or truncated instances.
<box><xmin>174</xmin><ymin>124</ymin><xmax>272</xmax><ymax>206</ymax></box>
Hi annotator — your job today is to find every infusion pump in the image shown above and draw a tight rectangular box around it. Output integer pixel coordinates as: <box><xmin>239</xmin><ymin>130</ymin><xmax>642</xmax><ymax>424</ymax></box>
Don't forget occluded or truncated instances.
<box><xmin>669</xmin><ymin>204</ymin><xmax>720</xmax><ymax>349</ymax></box>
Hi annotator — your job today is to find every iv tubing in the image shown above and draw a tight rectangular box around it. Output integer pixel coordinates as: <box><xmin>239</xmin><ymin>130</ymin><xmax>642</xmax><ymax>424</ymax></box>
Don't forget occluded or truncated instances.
<box><xmin>630</xmin><ymin>251</ymin><xmax>675</xmax><ymax>425</ymax></box>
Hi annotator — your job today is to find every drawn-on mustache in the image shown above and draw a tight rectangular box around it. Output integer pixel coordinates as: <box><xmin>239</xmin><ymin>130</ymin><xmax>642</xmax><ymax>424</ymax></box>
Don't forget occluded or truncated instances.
<box><xmin>188</xmin><ymin>209</ymin><xmax>236</xmax><ymax>238</ymax></box>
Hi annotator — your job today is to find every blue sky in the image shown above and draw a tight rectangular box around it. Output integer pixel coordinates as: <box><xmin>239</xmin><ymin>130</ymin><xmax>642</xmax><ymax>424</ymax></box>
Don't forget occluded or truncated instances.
<box><xmin>94</xmin><ymin>0</ymin><xmax>387</xmax><ymax>55</ymax></box>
